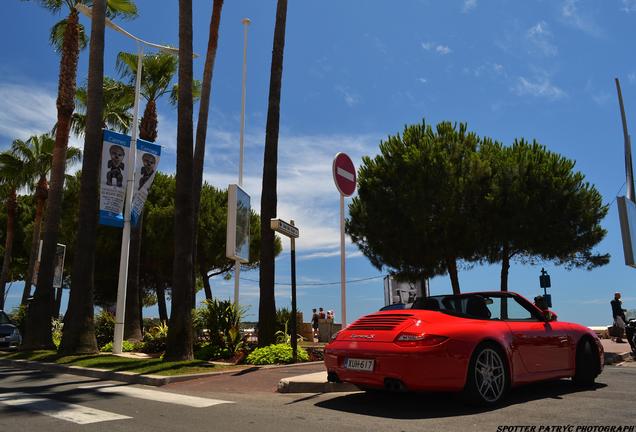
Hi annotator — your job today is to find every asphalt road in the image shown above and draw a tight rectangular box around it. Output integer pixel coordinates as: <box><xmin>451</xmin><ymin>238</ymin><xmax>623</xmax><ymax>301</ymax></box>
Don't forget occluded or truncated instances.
<box><xmin>1</xmin><ymin>364</ymin><xmax>635</xmax><ymax>432</ymax></box>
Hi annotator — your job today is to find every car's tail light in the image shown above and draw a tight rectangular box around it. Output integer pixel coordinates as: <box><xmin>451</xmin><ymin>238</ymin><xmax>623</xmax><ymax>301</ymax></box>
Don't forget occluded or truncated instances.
<box><xmin>394</xmin><ymin>332</ymin><xmax>448</xmax><ymax>347</ymax></box>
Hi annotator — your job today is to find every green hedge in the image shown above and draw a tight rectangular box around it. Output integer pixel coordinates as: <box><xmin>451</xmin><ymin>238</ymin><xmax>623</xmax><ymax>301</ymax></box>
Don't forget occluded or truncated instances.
<box><xmin>245</xmin><ymin>343</ymin><xmax>309</xmax><ymax>365</ymax></box>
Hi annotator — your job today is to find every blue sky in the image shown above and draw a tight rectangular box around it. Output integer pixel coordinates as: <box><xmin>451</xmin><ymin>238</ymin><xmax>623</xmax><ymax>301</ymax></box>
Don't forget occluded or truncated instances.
<box><xmin>2</xmin><ymin>0</ymin><xmax>636</xmax><ymax>326</ymax></box>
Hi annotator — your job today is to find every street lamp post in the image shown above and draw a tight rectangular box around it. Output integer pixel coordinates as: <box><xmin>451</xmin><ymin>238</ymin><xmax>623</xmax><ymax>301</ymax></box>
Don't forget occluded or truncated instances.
<box><xmin>76</xmin><ymin>4</ymin><xmax>180</xmax><ymax>354</ymax></box>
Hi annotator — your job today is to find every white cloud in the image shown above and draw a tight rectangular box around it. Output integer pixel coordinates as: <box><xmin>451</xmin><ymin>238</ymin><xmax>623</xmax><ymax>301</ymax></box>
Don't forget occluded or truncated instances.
<box><xmin>560</xmin><ymin>0</ymin><xmax>603</xmax><ymax>37</ymax></box>
<box><xmin>421</xmin><ymin>41</ymin><xmax>453</xmax><ymax>55</ymax></box>
<box><xmin>466</xmin><ymin>62</ymin><xmax>506</xmax><ymax>78</ymax></box>
<box><xmin>628</xmin><ymin>73</ymin><xmax>636</xmax><ymax>84</ymax></box>
<box><xmin>526</xmin><ymin>21</ymin><xmax>558</xmax><ymax>57</ymax></box>
<box><xmin>335</xmin><ymin>86</ymin><xmax>360</xmax><ymax>107</ymax></box>
<box><xmin>418</xmin><ymin>77</ymin><xmax>428</xmax><ymax>84</ymax></box>
<box><xmin>513</xmin><ymin>76</ymin><xmax>566</xmax><ymax>100</ymax></box>
<box><xmin>0</xmin><ymin>81</ymin><xmax>82</xmax><ymax>151</ymax></box>
<box><xmin>201</xmin><ymin>129</ymin><xmax>380</xmax><ymax>257</ymax></box>
<box><xmin>462</xmin><ymin>0</ymin><xmax>477</xmax><ymax>13</ymax></box>
<box><xmin>621</xmin><ymin>0</ymin><xmax>636</xmax><ymax>12</ymax></box>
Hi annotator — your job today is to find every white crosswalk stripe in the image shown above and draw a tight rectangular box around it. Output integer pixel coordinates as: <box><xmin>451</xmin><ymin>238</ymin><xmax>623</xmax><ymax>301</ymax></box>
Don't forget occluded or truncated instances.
<box><xmin>0</xmin><ymin>372</ymin><xmax>235</xmax><ymax>424</ymax></box>
<box><xmin>0</xmin><ymin>392</ymin><xmax>131</xmax><ymax>424</ymax></box>
<box><xmin>78</xmin><ymin>383</ymin><xmax>234</xmax><ymax>407</ymax></box>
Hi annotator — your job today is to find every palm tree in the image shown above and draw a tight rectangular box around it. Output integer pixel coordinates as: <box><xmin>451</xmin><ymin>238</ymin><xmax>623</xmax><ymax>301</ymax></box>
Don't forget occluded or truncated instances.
<box><xmin>164</xmin><ymin>0</ymin><xmax>195</xmax><ymax>361</ymax></box>
<box><xmin>70</xmin><ymin>77</ymin><xmax>134</xmax><ymax>136</ymax></box>
<box><xmin>22</xmin><ymin>0</ymin><xmax>137</xmax><ymax>350</ymax></box>
<box><xmin>192</xmin><ymin>0</ymin><xmax>224</xmax><ymax>305</ymax></box>
<box><xmin>0</xmin><ymin>151</ymin><xmax>28</xmax><ymax>310</ymax></box>
<box><xmin>258</xmin><ymin>0</ymin><xmax>288</xmax><ymax>347</ymax></box>
<box><xmin>11</xmin><ymin>134</ymin><xmax>82</xmax><ymax>306</ymax></box>
<box><xmin>58</xmin><ymin>0</ymin><xmax>109</xmax><ymax>355</ymax></box>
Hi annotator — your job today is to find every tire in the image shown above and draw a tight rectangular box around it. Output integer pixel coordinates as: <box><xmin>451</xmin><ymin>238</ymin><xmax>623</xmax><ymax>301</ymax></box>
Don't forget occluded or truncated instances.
<box><xmin>572</xmin><ymin>339</ymin><xmax>598</xmax><ymax>387</ymax></box>
<box><xmin>463</xmin><ymin>344</ymin><xmax>509</xmax><ymax>406</ymax></box>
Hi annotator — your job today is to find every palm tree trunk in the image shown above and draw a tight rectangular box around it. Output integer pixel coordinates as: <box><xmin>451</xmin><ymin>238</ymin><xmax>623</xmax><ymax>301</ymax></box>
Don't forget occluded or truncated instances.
<box><xmin>59</xmin><ymin>1</ymin><xmax>106</xmax><ymax>354</ymax></box>
<box><xmin>192</xmin><ymin>0</ymin><xmax>224</xmax><ymax>301</ymax></box>
<box><xmin>24</xmin><ymin>8</ymin><xmax>81</xmax><ymax>350</ymax></box>
<box><xmin>258</xmin><ymin>0</ymin><xmax>288</xmax><ymax>347</ymax></box>
<box><xmin>22</xmin><ymin>176</ymin><xmax>48</xmax><ymax>305</ymax></box>
<box><xmin>0</xmin><ymin>188</ymin><xmax>17</xmax><ymax>310</ymax></box>
<box><xmin>124</xmin><ymin>215</ymin><xmax>143</xmax><ymax>341</ymax></box>
<box><xmin>165</xmin><ymin>0</ymin><xmax>195</xmax><ymax>361</ymax></box>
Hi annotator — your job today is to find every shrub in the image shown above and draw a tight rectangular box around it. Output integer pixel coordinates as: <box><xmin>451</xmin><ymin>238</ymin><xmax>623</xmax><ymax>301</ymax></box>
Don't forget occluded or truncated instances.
<box><xmin>100</xmin><ymin>340</ymin><xmax>139</xmax><ymax>353</ymax></box>
<box><xmin>140</xmin><ymin>322</ymin><xmax>168</xmax><ymax>353</ymax></box>
<box><xmin>52</xmin><ymin>318</ymin><xmax>63</xmax><ymax>348</ymax></box>
<box><xmin>245</xmin><ymin>343</ymin><xmax>309</xmax><ymax>365</ymax></box>
<box><xmin>194</xmin><ymin>343</ymin><xmax>229</xmax><ymax>360</ymax></box>
<box><xmin>198</xmin><ymin>299</ymin><xmax>246</xmax><ymax>355</ymax></box>
<box><xmin>8</xmin><ymin>305</ymin><xmax>27</xmax><ymax>334</ymax></box>
<box><xmin>275</xmin><ymin>307</ymin><xmax>291</xmax><ymax>334</ymax></box>
<box><xmin>95</xmin><ymin>309</ymin><xmax>115</xmax><ymax>348</ymax></box>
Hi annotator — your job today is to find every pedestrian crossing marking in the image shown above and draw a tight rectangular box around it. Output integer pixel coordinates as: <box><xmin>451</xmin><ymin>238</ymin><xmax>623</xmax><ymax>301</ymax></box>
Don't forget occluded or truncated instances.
<box><xmin>78</xmin><ymin>383</ymin><xmax>235</xmax><ymax>408</ymax></box>
<box><xmin>0</xmin><ymin>392</ymin><xmax>131</xmax><ymax>424</ymax></box>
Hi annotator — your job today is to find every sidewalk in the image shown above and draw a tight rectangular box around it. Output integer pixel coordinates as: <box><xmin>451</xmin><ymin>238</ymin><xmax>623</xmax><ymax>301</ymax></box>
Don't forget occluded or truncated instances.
<box><xmin>600</xmin><ymin>338</ymin><xmax>634</xmax><ymax>365</ymax></box>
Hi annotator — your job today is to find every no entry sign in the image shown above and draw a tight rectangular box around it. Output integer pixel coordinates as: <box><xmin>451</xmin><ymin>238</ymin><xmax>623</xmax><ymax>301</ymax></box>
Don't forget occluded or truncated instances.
<box><xmin>332</xmin><ymin>153</ymin><xmax>356</xmax><ymax>196</ymax></box>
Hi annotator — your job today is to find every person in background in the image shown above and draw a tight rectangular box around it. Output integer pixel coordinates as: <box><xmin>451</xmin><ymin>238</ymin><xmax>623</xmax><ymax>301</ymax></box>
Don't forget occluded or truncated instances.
<box><xmin>611</xmin><ymin>292</ymin><xmax>628</xmax><ymax>343</ymax></box>
<box><xmin>311</xmin><ymin>308</ymin><xmax>319</xmax><ymax>340</ymax></box>
<box><xmin>319</xmin><ymin>307</ymin><xmax>326</xmax><ymax>319</ymax></box>
<box><xmin>327</xmin><ymin>310</ymin><xmax>334</xmax><ymax>321</ymax></box>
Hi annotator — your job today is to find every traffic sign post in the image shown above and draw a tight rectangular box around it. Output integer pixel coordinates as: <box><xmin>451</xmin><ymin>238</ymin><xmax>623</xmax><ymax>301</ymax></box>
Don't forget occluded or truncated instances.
<box><xmin>332</xmin><ymin>153</ymin><xmax>356</xmax><ymax>328</ymax></box>
<box><xmin>271</xmin><ymin>218</ymin><xmax>299</xmax><ymax>362</ymax></box>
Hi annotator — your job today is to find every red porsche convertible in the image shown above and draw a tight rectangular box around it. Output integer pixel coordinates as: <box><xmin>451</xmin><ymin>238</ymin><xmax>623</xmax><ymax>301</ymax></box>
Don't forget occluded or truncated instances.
<box><xmin>324</xmin><ymin>291</ymin><xmax>603</xmax><ymax>405</ymax></box>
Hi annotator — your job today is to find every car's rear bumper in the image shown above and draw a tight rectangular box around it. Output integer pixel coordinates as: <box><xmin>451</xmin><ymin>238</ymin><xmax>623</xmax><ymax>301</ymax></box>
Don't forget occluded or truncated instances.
<box><xmin>324</xmin><ymin>339</ymin><xmax>472</xmax><ymax>391</ymax></box>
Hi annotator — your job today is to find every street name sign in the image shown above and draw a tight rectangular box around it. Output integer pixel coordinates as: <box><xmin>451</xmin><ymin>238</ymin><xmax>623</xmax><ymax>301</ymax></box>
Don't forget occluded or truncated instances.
<box><xmin>271</xmin><ymin>218</ymin><xmax>299</xmax><ymax>238</ymax></box>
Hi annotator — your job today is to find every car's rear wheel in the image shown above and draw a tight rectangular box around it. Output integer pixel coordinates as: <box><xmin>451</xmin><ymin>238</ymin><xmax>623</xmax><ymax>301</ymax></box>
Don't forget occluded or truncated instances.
<box><xmin>572</xmin><ymin>339</ymin><xmax>598</xmax><ymax>387</ymax></box>
<box><xmin>464</xmin><ymin>344</ymin><xmax>509</xmax><ymax>406</ymax></box>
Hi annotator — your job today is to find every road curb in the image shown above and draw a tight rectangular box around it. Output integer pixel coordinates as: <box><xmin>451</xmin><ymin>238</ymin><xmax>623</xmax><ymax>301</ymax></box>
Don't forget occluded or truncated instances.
<box><xmin>277</xmin><ymin>378</ymin><xmax>359</xmax><ymax>394</ymax></box>
<box><xmin>0</xmin><ymin>357</ymin><xmax>252</xmax><ymax>386</ymax></box>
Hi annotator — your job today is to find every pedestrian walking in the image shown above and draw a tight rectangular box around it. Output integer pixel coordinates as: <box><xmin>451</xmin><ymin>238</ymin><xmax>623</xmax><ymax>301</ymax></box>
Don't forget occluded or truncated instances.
<box><xmin>611</xmin><ymin>292</ymin><xmax>628</xmax><ymax>343</ymax></box>
<box><xmin>311</xmin><ymin>308</ymin><xmax>319</xmax><ymax>340</ymax></box>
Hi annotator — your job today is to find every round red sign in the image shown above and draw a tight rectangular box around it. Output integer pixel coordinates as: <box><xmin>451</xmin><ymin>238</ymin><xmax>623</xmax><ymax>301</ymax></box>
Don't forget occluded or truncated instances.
<box><xmin>332</xmin><ymin>153</ymin><xmax>356</xmax><ymax>196</ymax></box>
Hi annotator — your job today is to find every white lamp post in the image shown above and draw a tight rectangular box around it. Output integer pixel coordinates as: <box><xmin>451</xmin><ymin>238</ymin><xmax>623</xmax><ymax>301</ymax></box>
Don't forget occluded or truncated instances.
<box><xmin>76</xmin><ymin>4</ymin><xmax>181</xmax><ymax>354</ymax></box>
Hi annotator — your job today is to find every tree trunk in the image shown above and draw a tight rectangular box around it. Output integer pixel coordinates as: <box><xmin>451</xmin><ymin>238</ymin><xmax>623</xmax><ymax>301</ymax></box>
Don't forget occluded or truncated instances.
<box><xmin>165</xmin><ymin>0</ymin><xmax>195</xmax><ymax>361</ymax></box>
<box><xmin>59</xmin><ymin>1</ymin><xmax>106</xmax><ymax>355</ymax></box>
<box><xmin>24</xmin><ymin>8</ymin><xmax>80</xmax><ymax>350</ymax></box>
<box><xmin>192</xmin><ymin>0</ymin><xmax>224</xmax><ymax>304</ymax></box>
<box><xmin>139</xmin><ymin>100</ymin><xmax>158</xmax><ymax>143</ymax></box>
<box><xmin>156</xmin><ymin>282</ymin><xmax>168</xmax><ymax>323</ymax></box>
<box><xmin>54</xmin><ymin>286</ymin><xmax>63</xmax><ymax>318</ymax></box>
<box><xmin>0</xmin><ymin>188</ymin><xmax>17</xmax><ymax>311</ymax></box>
<box><xmin>258</xmin><ymin>0</ymin><xmax>288</xmax><ymax>347</ymax></box>
<box><xmin>446</xmin><ymin>257</ymin><xmax>461</xmax><ymax>295</ymax></box>
<box><xmin>500</xmin><ymin>243</ymin><xmax>510</xmax><ymax>292</ymax></box>
<box><xmin>22</xmin><ymin>176</ymin><xmax>48</xmax><ymax>305</ymax></box>
<box><xmin>201</xmin><ymin>267</ymin><xmax>212</xmax><ymax>300</ymax></box>
<box><xmin>124</xmin><ymin>215</ymin><xmax>143</xmax><ymax>341</ymax></box>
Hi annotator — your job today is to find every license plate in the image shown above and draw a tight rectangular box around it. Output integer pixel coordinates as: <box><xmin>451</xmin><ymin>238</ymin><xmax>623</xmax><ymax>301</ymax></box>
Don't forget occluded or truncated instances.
<box><xmin>344</xmin><ymin>358</ymin><xmax>374</xmax><ymax>372</ymax></box>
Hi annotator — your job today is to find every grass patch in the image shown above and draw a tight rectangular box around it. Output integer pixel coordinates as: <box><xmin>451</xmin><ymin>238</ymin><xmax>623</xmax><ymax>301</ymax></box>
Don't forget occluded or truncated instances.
<box><xmin>0</xmin><ymin>349</ymin><xmax>238</xmax><ymax>376</ymax></box>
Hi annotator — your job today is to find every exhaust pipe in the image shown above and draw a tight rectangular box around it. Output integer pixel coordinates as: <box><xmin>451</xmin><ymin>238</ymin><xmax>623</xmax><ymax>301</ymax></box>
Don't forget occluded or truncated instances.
<box><xmin>384</xmin><ymin>378</ymin><xmax>407</xmax><ymax>392</ymax></box>
<box><xmin>327</xmin><ymin>371</ymin><xmax>341</xmax><ymax>383</ymax></box>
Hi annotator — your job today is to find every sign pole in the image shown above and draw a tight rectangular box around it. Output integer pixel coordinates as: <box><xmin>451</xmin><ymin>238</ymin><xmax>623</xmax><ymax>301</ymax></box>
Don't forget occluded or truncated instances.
<box><xmin>340</xmin><ymin>193</ymin><xmax>346</xmax><ymax>328</ymax></box>
<box><xmin>290</xmin><ymin>220</ymin><xmax>297</xmax><ymax>362</ymax></box>
<box><xmin>113</xmin><ymin>43</ymin><xmax>143</xmax><ymax>354</ymax></box>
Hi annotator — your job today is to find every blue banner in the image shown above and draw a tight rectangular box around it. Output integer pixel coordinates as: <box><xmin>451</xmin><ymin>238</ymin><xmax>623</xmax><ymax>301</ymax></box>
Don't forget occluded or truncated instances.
<box><xmin>99</xmin><ymin>130</ymin><xmax>131</xmax><ymax>227</ymax></box>
<box><xmin>131</xmin><ymin>139</ymin><xmax>161</xmax><ymax>225</ymax></box>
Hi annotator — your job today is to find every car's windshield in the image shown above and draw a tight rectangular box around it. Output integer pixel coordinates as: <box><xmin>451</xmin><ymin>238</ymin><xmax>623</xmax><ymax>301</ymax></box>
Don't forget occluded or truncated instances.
<box><xmin>0</xmin><ymin>312</ymin><xmax>12</xmax><ymax>325</ymax></box>
<box><xmin>411</xmin><ymin>294</ymin><xmax>541</xmax><ymax>321</ymax></box>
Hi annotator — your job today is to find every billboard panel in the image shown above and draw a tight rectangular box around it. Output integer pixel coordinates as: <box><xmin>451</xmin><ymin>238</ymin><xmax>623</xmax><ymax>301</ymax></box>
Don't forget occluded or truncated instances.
<box><xmin>383</xmin><ymin>276</ymin><xmax>427</xmax><ymax>306</ymax></box>
<box><xmin>226</xmin><ymin>184</ymin><xmax>250</xmax><ymax>263</ymax></box>
<box><xmin>618</xmin><ymin>196</ymin><xmax>636</xmax><ymax>268</ymax></box>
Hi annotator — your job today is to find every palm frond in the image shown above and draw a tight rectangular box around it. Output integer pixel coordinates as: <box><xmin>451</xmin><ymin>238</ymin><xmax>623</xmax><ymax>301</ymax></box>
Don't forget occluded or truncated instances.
<box><xmin>49</xmin><ymin>18</ymin><xmax>87</xmax><ymax>53</ymax></box>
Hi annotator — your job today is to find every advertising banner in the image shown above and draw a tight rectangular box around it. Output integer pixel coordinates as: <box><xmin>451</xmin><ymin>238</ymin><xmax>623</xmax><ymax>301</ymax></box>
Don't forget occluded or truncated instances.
<box><xmin>131</xmin><ymin>139</ymin><xmax>161</xmax><ymax>225</ymax></box>
<box><xmin>99</xmin><ymin>130</ymin><xmax>131</xmax><ymax>227</ymax></box>
<box><xmin>226</xmin><ymin>184</ymin><xmax>250</xmax><ymax>263</ymax></box>
<box><xmin>383</xmin><ymin>276</ymin><xmax>426</xmax><ymax>306</ymax></box>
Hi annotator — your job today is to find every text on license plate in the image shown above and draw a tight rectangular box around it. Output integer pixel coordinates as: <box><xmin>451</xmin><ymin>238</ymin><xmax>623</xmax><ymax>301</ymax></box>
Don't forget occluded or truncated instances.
<box><xmin>345</xmin><ymin>358</ymin><xmax>374</xmax><ymax>371</ymax></box>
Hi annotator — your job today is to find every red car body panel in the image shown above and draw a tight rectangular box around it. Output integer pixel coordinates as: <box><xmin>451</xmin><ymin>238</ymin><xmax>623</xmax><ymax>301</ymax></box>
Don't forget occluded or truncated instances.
<box><xmin>324</xmin><ymin>292</ymin><xmax>603</xmax><ymax>392</ymax></box>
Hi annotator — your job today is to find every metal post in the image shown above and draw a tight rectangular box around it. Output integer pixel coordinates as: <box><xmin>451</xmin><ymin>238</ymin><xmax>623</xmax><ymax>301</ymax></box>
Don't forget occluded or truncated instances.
<box><xmin>113</xmin><ymin>43</ymin><xmax>143</xmax><ymax>354</ymax></box>
<box><xmin>340</xmin><ymin>193</ymin><xmax>346</xmax><ymax>327</ymax></box>
<box><xmin>234</xmin><ymin>18</ymin><xmax>250</xmax><ymax>306</ymax></box>
<box><xmin>290</xmin><ymin>220</ymin><xmax>297</xmax><ymax>362</ymax></box>
<box><xmin>616</xmin><ymin>78</ymin><xmax>635</xmax><ymax>202</ymax></box>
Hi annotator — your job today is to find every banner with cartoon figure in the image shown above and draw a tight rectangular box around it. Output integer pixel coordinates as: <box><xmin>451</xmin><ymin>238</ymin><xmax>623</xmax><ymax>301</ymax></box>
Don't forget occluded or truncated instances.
<box><xmin>131</xmin><ymin>139</ymin><xmax>161</xmax><ymax>225</ymax></box>
<box><xmin>99</xmin><ymin>130</ymin><xmax>131</xmax><ymax>227</ymax></box>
